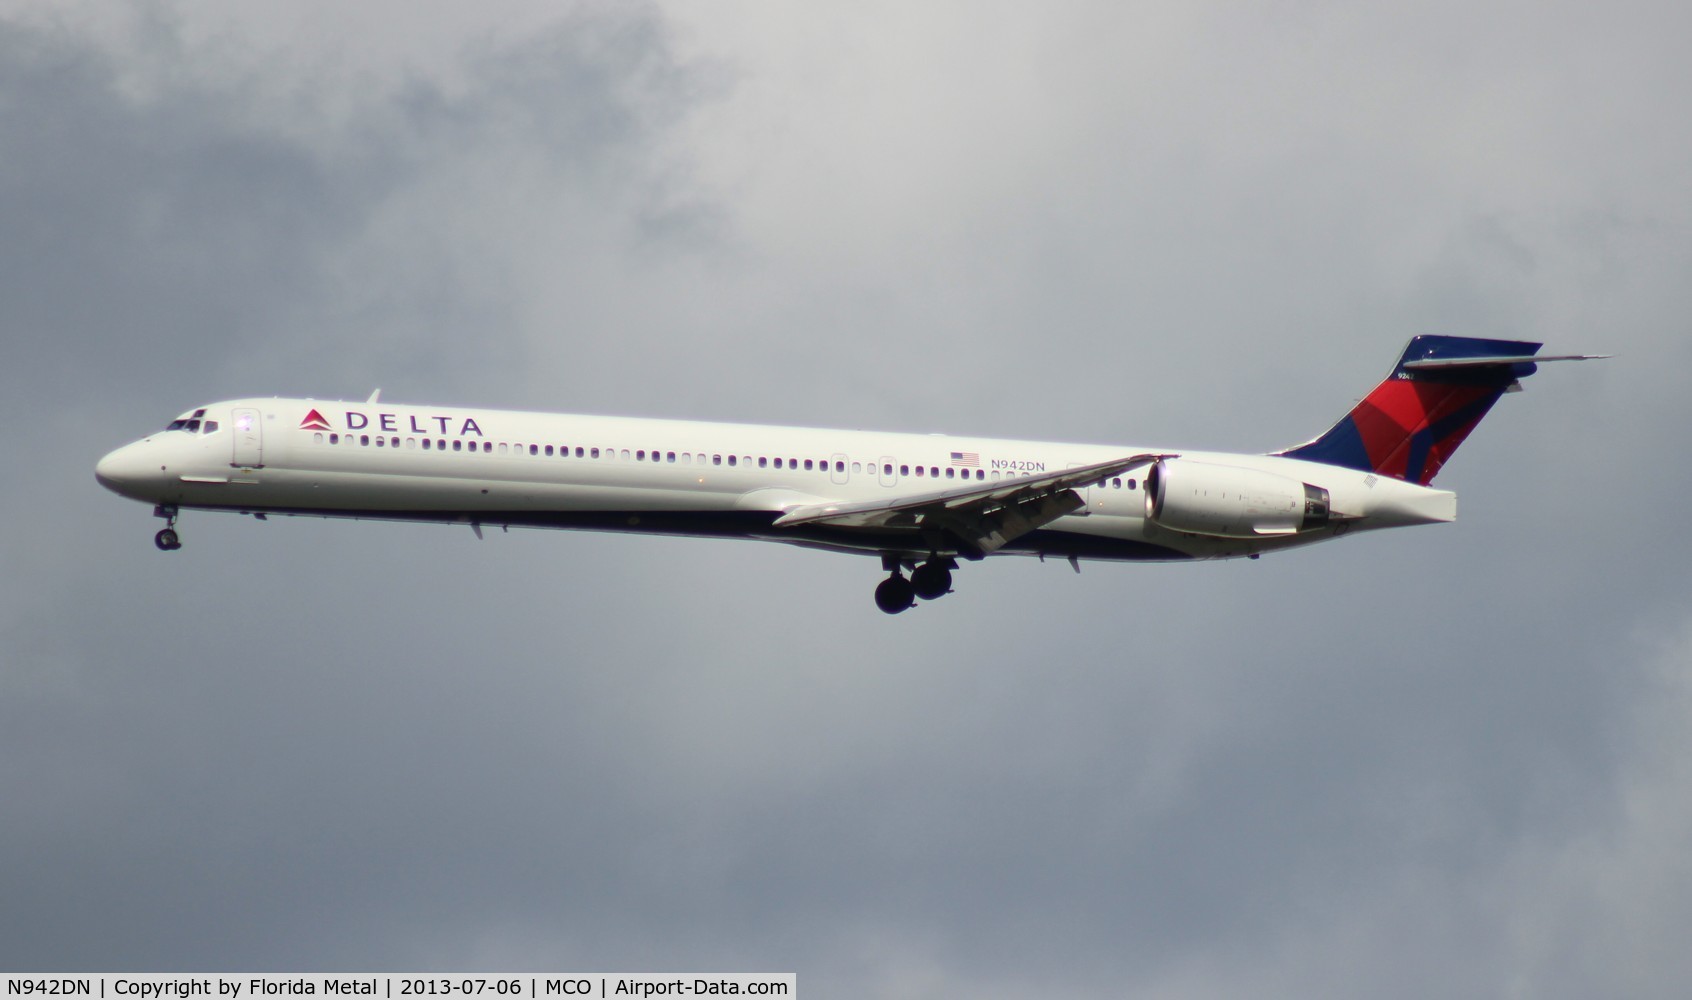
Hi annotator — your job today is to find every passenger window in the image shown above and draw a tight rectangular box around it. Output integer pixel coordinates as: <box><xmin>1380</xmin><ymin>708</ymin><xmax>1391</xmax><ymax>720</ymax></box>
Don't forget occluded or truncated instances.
<box><xmin>759</xmin><ymin>457</ymin><xmax>768</xmax><ymax>469</ymax></box>
<box><xmin>900</xmin><ymin>465</ymin><xmax>909</xmax><ymax>476</ymax></box>
<box><xmin>774</xmin><ymin>458</ymin><xmax>783</xmax><ymax>469</ymax></box>
<box><xmin>376</xmin><ymin>437</ymin><xmax>385</xmax><ymax>448</ymax></box>
<box><xmin>576</xmin><ymin>447</ymin><xmax>585</xmax><ymax>458</ymax></box>
<box><xmin>422</xmin><ymin>439</ymin><xmax>432</xmax><ymax>450</ymax></box>
<box><xmin>1127</xmin><ymin>478</ymin><xmax>1138</xmax><ymax>490</ymax></box>
<box><xmin>667</xmin><ymin>451</ymin><xmax>676</xmax><ymax>463</ymax></box>
<box><xmin>498</xmin><ymin>443</ymin><xmax>508</xmax><ymax>455</ymax></box>
<box><xmin>714</xmin><ymin>455</ymin><xmax>723</xmax><ymax>466</ymax></box>
<box><xmin>727</xmin><ymin>456</ymin><xmax>737</xmax><ymax>467</ymax></box>
<box><xmin>915</xmin><ymin>466</ymin><xmax>925</xmax><ymax>477</ymax></box>
<box><xmin>803</xmin><ymin>459</ymin><xmax>813</xmax><ymax>471</ymax></box>
<box><xmin>852</xmin><ymin>462</ymin><xmax>861</xmax><ymax>474</ymax></box>
<box><xmin>883</xmin><ymin>464</ymin><xmax>892</xmax><ymax>476</ymax></box>
<box><xmin>945</xmin><ymin>468</ymin><xmax>954</xmax><ymax>479</ymax></box>
<box><xmin>452</xmin><ymin>440</ymin><xmax>461</xmax><ymax>451</ymax></box>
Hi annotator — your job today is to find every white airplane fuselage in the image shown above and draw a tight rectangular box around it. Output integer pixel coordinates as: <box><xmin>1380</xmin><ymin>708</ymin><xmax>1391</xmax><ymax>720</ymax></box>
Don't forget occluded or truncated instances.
<box><xmin>95</xmin><ymin>397</ymin><xmax>1448</xmax><ymax>558</ymax></box>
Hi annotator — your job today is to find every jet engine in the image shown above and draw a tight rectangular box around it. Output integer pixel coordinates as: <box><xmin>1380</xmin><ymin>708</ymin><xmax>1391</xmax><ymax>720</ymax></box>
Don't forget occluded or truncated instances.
<box><xmin>1144</xmin><ymin>459</ymin><xmax>1330</xmax><ymax>538</ymax></box>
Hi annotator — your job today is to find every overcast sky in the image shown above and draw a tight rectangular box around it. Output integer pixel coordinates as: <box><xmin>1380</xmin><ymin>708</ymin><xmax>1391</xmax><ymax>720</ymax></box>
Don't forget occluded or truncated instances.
<box><xmin>4</xmin><ymin>1</ymin><xmax>1691</xmax><ymax>996</ymax></box>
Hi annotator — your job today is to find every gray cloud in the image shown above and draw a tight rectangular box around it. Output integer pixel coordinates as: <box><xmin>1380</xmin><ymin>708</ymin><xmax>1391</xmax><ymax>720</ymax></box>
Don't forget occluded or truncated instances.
<box><xmin>4</xmin><ymin>2</ymin><xmax>1692</xmax><ymax>998</ymax></box>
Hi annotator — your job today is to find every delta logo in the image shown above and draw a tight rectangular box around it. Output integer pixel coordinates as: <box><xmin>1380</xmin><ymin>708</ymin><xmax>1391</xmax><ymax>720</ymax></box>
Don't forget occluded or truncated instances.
<box><xmin>298</xmin><ymin>407</ymin><xmax>485</xmax><ymax>437</ymax></box>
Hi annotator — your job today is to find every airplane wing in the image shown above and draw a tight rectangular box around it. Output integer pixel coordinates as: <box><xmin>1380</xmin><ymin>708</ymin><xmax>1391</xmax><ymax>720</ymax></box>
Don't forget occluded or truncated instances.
<box><xmin>772</xmin><ymin>453</ymin><xmax>1171</xmax><ymax>556</ymax></box>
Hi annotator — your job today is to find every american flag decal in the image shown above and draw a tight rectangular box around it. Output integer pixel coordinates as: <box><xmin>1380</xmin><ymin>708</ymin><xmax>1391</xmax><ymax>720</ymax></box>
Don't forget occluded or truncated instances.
<box><xmin>949</xmin><ymin>451</ymin><xmax>980</xmax><ymax>467</ymax></box>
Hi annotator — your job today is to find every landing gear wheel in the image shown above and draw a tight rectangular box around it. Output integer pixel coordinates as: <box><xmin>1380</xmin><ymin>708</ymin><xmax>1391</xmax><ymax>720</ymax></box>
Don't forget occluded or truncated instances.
<box><xmin>154</xmin><ymin>528</ymin><xmax>181</xmax><ymax>551</ymax></box>
<box><xmin>910</xmin><ymin>561</ymin><xmax>953</xmax><ymax>601</ymax></box>
<box><xmin>874</xmin><ymin>574</ymin><xmax>916</xmax><ymax>615</ymax></box>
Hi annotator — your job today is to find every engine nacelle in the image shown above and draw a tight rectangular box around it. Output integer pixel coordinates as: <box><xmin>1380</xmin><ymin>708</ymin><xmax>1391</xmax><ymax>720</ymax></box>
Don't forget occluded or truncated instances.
<box><xmin>1144</xmin><ymin>459</ymin><xmax>1330</xmax><ymax>538</ymax></box>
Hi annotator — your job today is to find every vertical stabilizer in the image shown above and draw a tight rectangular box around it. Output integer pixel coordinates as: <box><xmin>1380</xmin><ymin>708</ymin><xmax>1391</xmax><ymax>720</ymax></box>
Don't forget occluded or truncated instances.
<box><xmin>1276</xmin><ymin>335</ymin><xmax>1545</xmax><ymax>485</ymax></box>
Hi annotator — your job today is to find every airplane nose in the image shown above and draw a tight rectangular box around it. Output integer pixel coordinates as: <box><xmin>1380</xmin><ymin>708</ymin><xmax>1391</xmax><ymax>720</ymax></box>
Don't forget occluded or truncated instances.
<box><xmin>95</xmin><ymin>441</ymin><xmax>162</xmax><ymax>499</ymax></box>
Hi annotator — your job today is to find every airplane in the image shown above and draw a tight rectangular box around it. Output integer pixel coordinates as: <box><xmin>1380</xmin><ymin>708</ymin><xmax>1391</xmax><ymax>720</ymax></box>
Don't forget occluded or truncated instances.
<box><xmin>96</xmin><ymin>335</ymin><xmax>1602</xmax><ymax>614</ymax></box>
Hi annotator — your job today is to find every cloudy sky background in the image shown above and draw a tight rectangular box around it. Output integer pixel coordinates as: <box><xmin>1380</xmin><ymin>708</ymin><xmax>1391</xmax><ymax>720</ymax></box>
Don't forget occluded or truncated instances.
<box><xmin>3</xmin><ymin>1</ymin><xmax>1690</xmax><ymax>995</ymax></box>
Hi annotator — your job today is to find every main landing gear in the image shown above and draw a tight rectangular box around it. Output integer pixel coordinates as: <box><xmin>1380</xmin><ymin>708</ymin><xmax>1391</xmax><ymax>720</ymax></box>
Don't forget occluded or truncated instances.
<box><xmin>153</xmin><ymin>505</ymin><xmax>182</xmax><ymax>551</ymax></box>
<box><xmin>875</xmin><ymin>555</ymin><xmax>956</xmax><ymax>615</ymax></box>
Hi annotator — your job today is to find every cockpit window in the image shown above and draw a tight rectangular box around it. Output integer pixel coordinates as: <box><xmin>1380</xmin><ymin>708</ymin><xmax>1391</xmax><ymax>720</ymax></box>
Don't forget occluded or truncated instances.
<box><xmin>166</xmin><ymin>408</ymin><xmax>212</xmax><ymax>432</ymax></box>
<box><xmin>202</xmin><ymin>420</ymin><xmax>219</xmax><ymax>434</ymax></box>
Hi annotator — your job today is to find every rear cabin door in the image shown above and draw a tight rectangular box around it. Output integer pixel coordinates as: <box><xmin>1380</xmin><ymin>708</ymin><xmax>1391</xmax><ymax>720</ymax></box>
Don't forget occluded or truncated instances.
<box><xmin>1066</xmin><ymin>462</ymin><xmax>1096</xmax><ymax>510</ymax></box>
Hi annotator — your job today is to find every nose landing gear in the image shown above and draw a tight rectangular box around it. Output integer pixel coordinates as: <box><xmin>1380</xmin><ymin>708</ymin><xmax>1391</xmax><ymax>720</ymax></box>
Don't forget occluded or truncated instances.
<box><xmin>153</xmin><ymin>505</ymin><xmax>182</xmax><ymax>551</ymax></box>
<box><xmin>874</xmin><ymin>555</ymin><xmax>957</xmax><ymax>614</ymax></box>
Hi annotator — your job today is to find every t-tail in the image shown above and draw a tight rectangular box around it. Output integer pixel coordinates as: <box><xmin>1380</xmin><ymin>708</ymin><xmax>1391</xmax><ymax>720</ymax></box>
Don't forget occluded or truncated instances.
<box><xmin>1276</xmin><ymin>335</ymin><xmax>1606</xmax><ymax>486</ymax></box>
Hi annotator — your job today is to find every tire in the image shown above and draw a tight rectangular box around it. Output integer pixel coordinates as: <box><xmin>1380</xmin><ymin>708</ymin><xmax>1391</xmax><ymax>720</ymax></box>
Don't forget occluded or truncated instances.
<box><xmin>874</xmin><ymin>575</ymin><xmax>915</xmax><ymax>614</ymax></box>
<box><xmin>911</xmin><ymin>562</ymin><xmax>952</xmax><ymax>600</ymax></box>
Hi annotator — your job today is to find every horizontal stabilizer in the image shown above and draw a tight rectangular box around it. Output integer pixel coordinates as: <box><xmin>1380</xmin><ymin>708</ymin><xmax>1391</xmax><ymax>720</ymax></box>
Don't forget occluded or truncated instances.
<box><xmin>1402</xmin><ymin>353</ymin><xmax>1609</xmax><ymax>371</ymax></box>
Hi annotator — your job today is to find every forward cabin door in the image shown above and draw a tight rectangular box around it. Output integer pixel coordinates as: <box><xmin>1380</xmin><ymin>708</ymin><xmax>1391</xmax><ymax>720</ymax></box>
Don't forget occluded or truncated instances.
<box><xmin>232</xmin><ymin>408</ymin><xmax>264</xmax><ymax>468</ymax></box>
